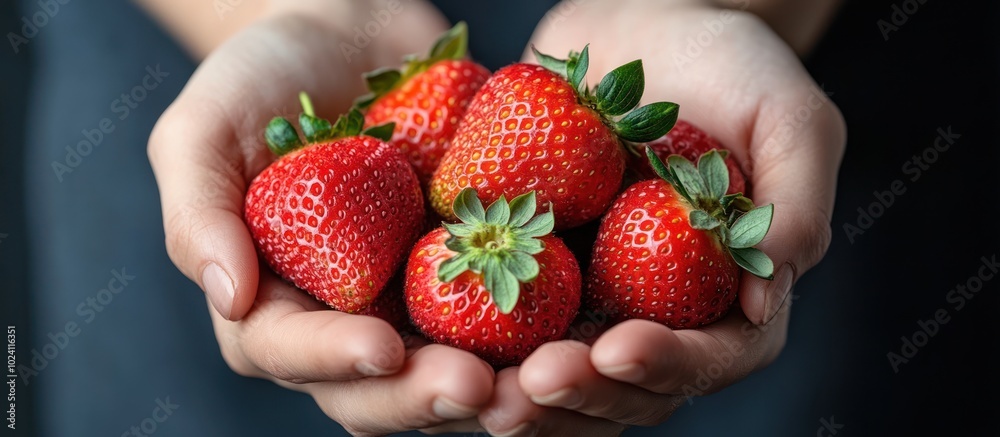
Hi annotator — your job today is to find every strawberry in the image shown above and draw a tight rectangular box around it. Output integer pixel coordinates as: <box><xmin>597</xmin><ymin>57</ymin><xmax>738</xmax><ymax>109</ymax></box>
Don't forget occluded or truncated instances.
<box><xmin>585</xmin><ymin>149</ymin><xmax>775</xmax><ymax>329</ymax></box>
<box><xmin>358</xmin><ymin>22</ymin><xmax>491</xmax><ymax>187</ymax></box>
<box><xmin>429</xmin><ymin>46</ymin><xmax>680</xmax><ymax>230</ymax></box>
<box><xmin>245</xmin><ymin>93</ymin><xmax>424</xmax><ymax>313</ymax></box>
<box><xmin>357</xmin><ymin>274</ymin><xmax>411</xmax><ymax>332</ymax></box>
<box><xmin>405</xmin><ymin>189</ymin><xmax>581</xmax><ymax>366</ymax></box>
<box><xmin>629</xmin><ymin>120</ymin><xmax>746</xmax><ymax>195</ymax></box>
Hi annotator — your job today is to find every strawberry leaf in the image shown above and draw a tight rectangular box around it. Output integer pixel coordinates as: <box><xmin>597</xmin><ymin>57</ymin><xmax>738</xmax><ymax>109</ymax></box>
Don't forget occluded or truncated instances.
<box><xmin>532</xmin><ymin>45</ymin><xmax>568</xmax><ymax>78</ymax></box>
<box><xmin>428</xmin><ymin>21</ymin><xmax>468</xmax><ymax>63</ymax></box>
<box><xmin>728</xmin><ymin>204</ymin><xmax>773</xmax><ymax>249</ymax></box>
<box><xmin>360</xmin><ymin>123</ymin><xmax>395</xmax><ymax>142</ymax></box>
<box><xmin>510</xmin><ymin>237</ymin><xmax>544</xmax><ymax>255</ymax></box>
<box><xmin>667</xmin><ymin>155</ymin><xmax>709</xmax><ymax>200</ymax></box>
<box><xmin>507</xmin><ymin>192</ymin><xmax>537</xmax><ymax>227</ymax></box>
<box><xmin>698</xmin><ymin>150</ymin><xmax>729</xmax><ymax>199</ymax></box>
<box><xmin>730</xmin><ymin>247</ymin><xmax>775</xmax><ymax>280</ymax></box>
<box><xmin>595</xmin><ymin>59</ymin><xmax>644</xmax><ymax>116</ymax></box>
<box><xmin>516</xmin><ymin>210</ymin><xmax>555</xmax><ymax>238</ymax></box>
<box><xmin>485</xmin><ymin>195</ymin><xmax>511</xmax><ymax>225</ymax></box>
<box><xmin>485</xmin><ymin>257</ymin><xmax>519</xmax><ymax>313</ymax></box>
<box><xmin>442</xmin><ymin>222</ymin><xmax>476</xmax><ymax>237</ymax></box>
<box><xmin>264</xmin><ymin>117</ymin><xmax>302</xmax><ymax>156</ymax></box>
<box><xmin>504</xmin><ymin>251</ymin><xmax>540</xmax><ymax>282</ymax></box>
<box><xmin>689</xmin><ymin>210</ymin><xmax>721</xmax><ymax>230</ymax></box>
<box><xmin>364</xmin><ymin>68</ymin><xmax>403</xmax><ymax>95</ymax></box>
<box><xmin>438</xmin><ymin>252</ymin><xmax>472</xmax><ymax>282</ymax></box>
<box><xmin>438</xmin><ymin>189</ymin><xmax>558</xmax><ymax>314</ymax></box>
<box><xmin>614</xmin><ymin>102</ymin><xmax>680</xmax><ymax>142</ymax></box>
<box><xmin>567</xmin><ymin>45</ymin><xmax>590</xmax><ymax>92</ymax></box>
<box><xmin>452</xmin><ymin>188</ymin><xmax>486</xmax><ymax>224</ymax></box>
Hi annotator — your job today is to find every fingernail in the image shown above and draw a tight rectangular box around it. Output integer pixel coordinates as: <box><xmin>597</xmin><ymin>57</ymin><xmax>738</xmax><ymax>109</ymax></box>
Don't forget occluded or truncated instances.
<box><xmin>355</xmin><ymin>360</ymin><xmax>391</xmax><ymax>376</ymax></box>
<box><xmin>493</xmin><ymin>422</ymin><xmax>538</xmax><ymax>437</ymax></box>
<box><xmin>529</xmin><ymin>387</ymin><xmax>582</xmax><ymax>408</ymax></box>
<box><xmin>596</xmin><ymin>363</ymin><xmax>646</xmax><ymax>383</ymax></box>
<box><xmin>762</xmin><ymin>262</ymin><xmax>795</xmax><ymax>325</ymax></box>
<box><xmin>202</xmin><ymin>263</ymin><xmax>235</xmax><ymax>319</ymax></box>
<box><xmin>432</xmin><ymin>397</ymin><xmax>478</xmax><ymax>420</ymax></box>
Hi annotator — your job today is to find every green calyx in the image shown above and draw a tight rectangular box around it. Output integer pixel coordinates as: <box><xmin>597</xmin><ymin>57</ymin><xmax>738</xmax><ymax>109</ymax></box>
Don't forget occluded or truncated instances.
<box><xmin>354</xmin><ymin>21</ymin><xmax>470</xmax><ymax>109</ymax></box>
<box><xmin>532</xmin><ymin>45</ymin><xmax>680</xmax><ymax>143</ymax></box>
<box><xmin>646</xmin><ymin>148</ymin><xmax>776</xmax><ymax>280</ymax></box>
<box><xmin>437</xmin><ymin>188</ymin><xmax>555</xmax><ymax>314</ymax></box>
<box><xmin>264</xmin><ymin>92</ymin><xmax>395</xmax><ymax>156</ymax></box>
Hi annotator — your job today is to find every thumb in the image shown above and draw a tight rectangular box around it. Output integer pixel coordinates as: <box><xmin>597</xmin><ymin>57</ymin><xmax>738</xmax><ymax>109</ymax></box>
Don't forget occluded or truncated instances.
<box><xmin>739</xmin><ymin>95</ymin><xmax>846</xmax><ymax>325</ymax></box>
<box><xmin>148</xmin><ymin>104</ymin><xmax>260</xmax><ymax>320</ymax></box>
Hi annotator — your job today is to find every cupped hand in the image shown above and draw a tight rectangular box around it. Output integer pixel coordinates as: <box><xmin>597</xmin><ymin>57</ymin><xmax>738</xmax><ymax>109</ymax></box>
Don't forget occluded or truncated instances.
<box><xmin>148</xmin><ymin>5</ymin><xmax>498</xmax><ymax>435</ymax></box>
<box><xmin>472</xmin><ymin>1</ymin><xmax>847</xmax><ymax>434</ymax></box>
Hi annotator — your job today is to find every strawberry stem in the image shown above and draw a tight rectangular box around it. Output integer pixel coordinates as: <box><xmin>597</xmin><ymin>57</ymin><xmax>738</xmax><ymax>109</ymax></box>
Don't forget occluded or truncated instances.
<box><xmin>646</xmin><ymin>148</ymin><xmax>776</xmax><ymax>279</ymax></box>
<box><xmin>438</xmin><ymin>189</ymin><xmax>555</xmax><ymax>314</ymax></box>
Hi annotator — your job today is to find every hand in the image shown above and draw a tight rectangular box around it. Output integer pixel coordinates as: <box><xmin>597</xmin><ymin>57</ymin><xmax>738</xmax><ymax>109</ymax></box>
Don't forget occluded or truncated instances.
<box><xmin>472</xmin><ymin>2</ymin><xmax>847</xmax><ymax>434</ymax></box>
<box><xmin>148</xmin><ymin>6</ymin><xmax>496</xmax><ymax>434</ymax></box>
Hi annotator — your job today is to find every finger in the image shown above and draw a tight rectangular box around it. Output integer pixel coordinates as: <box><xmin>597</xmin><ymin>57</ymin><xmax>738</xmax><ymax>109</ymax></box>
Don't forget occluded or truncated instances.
<box><xmin>213</xmin><ymin>271</ymin><xmax>407</xmax><ymax>383</ymax></box>
<box><xmin>741</xmin><ymin>90</ymin><xmax>847</xmax><ymax>324</ymax></box>
<box><xmin>519</xmin><ymin>340</ymin><xmax>684</xmax><ymax>426</ymax></box>
<box><xmin>591</xmin><ymin>312</ymin><xmax>788</xmax><ymax>397</ymax></box>
<box><xmin>310</xmin><ymin>344</ymin><xmax>495</xmax><ymax>435</ymax></box>
<box><xmin>419</xmin><ymin>418</ymin><xmax>483</xmax><ymax>435</ymax></box>
<box><xmin>149</xmin><ymin>102</ymin><xmax>260</xmax><ymax>321</ymax></box>
<box><xmin>480</xmin><ymin>367</ymin><xmax>627</xmax><ymax>437</ymax></box>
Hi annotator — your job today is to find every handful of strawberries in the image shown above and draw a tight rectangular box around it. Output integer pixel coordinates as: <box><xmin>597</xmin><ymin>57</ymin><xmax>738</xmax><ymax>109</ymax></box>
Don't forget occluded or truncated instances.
<box><xmin>243</xmin><ymin>23</ymin><xmax>775</xmax><ymax>366</ymax></box>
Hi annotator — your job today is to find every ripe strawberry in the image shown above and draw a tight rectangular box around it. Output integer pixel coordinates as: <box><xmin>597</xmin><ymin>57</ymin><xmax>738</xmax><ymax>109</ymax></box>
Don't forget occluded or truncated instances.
<box><xmin>430</xmin><ymin>46</ymin><xmax>680</xmax><ymax>230</ymax></box>
<box><xmin>245</xmin><ymin>93</ymin><xmax>424</xmax><ymax>313</ymax></box>
<box><xmin>629</xmin><ymin>120</ymin><xmax>747</xmax><ymax>195</ymax></box>
<box><xmin>357</xmin><ymin>274</ymin><xmax>411</xmax><ymax>331</ymax></box>
<box><xmin>405</xmin><ymin>189</ymin><xmax>581</xmax><ymax>366</ymax></box>
<box><xmin>359</xmin><ymin>22</ymin><xmax>491</xmax><ymax>187</ymax></box>
<box><xmin>585</xmin><ymin>149</ymin><xmax>775</xmax><ymax>329</ymax></box>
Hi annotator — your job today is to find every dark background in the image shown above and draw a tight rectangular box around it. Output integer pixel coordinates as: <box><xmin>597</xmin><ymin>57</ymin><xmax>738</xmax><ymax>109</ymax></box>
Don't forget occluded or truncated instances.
<box><xmin>1</xmin><ymin>0</ymin><xmax>997</xmax><ymax>435</ymax></box>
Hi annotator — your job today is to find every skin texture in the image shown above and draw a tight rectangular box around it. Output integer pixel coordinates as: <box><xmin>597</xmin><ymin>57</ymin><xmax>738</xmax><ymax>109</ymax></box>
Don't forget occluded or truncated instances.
<box><xmin>430</xmin><ymin>64</ymin><xmax>625</xmax><ymax>230</ymax></box>
<box><xmin>244</xmin><ymin>136</ymin><xmax>424</xmax><ymax>313</ymax></box>
<box><xmin>631</xmin><ymin>120</ymin><xmax>748</xmax><ymax>195</ymax></box>
<box><xmin>146</xmin><ymin>0</ymin><xmax>845</xmax><ymax>434</ymax></box>
<box><xmin>586</xmin><ymin>179</ymin><xmax>741</xmax><ymax>329</ymax></box>
<box><xmin>365</xmin><ymin>59</ymin><xmax>492</xmax><ymax>187</ymax></box>
<box><xmin>405</xmin><ymin>229</ymin><xmax>582</xmax><ymax>366</ymax></box>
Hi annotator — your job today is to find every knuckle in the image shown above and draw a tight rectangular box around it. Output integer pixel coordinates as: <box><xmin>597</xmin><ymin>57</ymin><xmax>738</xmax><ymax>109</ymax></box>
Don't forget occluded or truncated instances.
<box><xmin>217</xmin><ymin>333</ymin><xmax>259</xmax><ymax>378</ymax></box>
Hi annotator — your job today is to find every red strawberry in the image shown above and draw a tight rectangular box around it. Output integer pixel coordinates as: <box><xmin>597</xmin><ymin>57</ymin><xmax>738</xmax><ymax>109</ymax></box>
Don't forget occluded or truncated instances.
<box><xmin>430</xmin><ymin>46</ymin><xmax>680</xmax><ymax>230</ymax></box>
<box><xmin>357</xmin><ymin>274</ymin><xmax>411</xmax><ymax>332</ymax></box>
<box><xmin>629</xmin><ymin>120</ymin><xmax>746</xmax><ymax>195</ymax></box>
<box><xmin>405</xmin><ymin>189</ymin><xmax>581</xmax><ymax>366</ymax></box>
<box><xmin>586</xmin><ymin>149</ymin><xmax>775</xmax><ymax>329</ymax></box>
<box><xmin>245</xmin><ymin>94</ymin><xmax>424</xmax><ymax>313</ymax></box>
<box><xmin>359</xmin><ymin>22</ymin><xmax>491</xmax><ymax>187</ymax></box>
